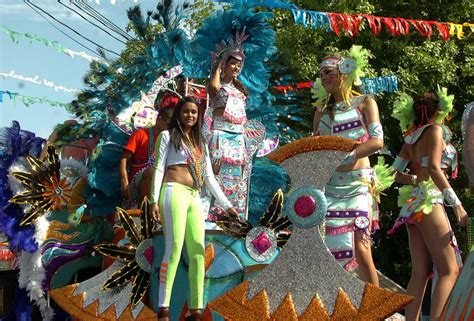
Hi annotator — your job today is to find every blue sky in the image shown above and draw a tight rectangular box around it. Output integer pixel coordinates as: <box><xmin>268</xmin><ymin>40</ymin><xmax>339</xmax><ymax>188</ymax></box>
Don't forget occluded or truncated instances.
<box><xmin>0</xmin><ymin>0</ymin><xmax>163</xmax><ymax>138</ymax></box>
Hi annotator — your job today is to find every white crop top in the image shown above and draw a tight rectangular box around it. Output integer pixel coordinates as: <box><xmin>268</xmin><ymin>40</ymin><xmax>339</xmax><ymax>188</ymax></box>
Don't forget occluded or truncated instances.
<box><xmin>150</xmin><ymin>130</ymin><xmax>232</xmax><ymax>210</ymax></box>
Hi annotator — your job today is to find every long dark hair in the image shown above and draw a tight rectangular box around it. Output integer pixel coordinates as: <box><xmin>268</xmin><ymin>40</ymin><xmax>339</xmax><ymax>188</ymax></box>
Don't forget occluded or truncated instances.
<box><xmin>168</xmin><ymin>96</ymin><xmax>203</xmax><ymax>151</ymax></box>
<box><xmin>413</xmin><ymin>92</ymin><xmax>440</xmax><ymax>127</ymax></box>
<box><xmin>233</xmin><ymin>78</ymin><xmax>248</xmax><ymax>96</ymax></box>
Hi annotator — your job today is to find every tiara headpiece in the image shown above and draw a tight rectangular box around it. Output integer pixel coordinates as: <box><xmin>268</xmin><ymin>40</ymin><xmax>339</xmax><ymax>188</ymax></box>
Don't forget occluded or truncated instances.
<box><xmin>210</xmin><ymin>28</ymin><xmax>249</xmax><ymax>74</ymax></box>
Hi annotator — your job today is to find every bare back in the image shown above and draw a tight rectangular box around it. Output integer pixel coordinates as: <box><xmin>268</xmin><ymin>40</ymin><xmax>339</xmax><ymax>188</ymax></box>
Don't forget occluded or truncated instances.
<box><xmin>400</xmin><ymin>125</ymin><xmax>447</xmax><ymax>183</ymax></box>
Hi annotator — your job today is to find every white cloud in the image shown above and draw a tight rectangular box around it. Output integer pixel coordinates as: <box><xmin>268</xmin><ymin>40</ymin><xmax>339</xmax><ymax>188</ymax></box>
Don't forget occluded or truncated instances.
<box><xmin>0</xmin><ymin>2</ymin><xmax>88</xmax><ymax>22</ymax></box>
<box><xmin>93</xmin><ymin>0</ymin><xmax>139</xmax><ymax>4</ymax></box>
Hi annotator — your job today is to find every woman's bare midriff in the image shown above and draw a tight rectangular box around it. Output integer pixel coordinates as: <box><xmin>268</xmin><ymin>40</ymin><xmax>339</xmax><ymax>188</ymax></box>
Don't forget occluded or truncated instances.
<box><xmin>336</xmin><ymin>157</ymin><xmax>371</xmax><ymax>172</ymax></box>
<box><xmin>164</xmin><ymin>165</ymin><xmax>195</xmax><ymax>189</ymax></box>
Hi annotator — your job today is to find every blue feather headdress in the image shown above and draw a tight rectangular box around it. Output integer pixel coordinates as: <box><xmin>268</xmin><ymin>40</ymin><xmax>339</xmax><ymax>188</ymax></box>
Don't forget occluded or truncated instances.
<box><xmin>61</xmin><ymin>4</ymin><xmax>192</xmax><ymax>216</ymax></box>
<box><xmin>185</xmin><ymin>6</ymin><xmax>278</xmax><ymax>139</ymax></box>
<box><xmin>185</xmin><ymin>7</ymin><xmax>276</xmax><ymax>91</ymax></box>
<box><xmin>55</xmin><ymin>5</ymin><xmax>281</xmax><ymax>217</ymax></box>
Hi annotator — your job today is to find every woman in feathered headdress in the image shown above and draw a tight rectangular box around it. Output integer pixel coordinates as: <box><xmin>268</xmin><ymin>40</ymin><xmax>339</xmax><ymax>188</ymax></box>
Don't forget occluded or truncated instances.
<box><xmin>204</xmin><ymin>30</ymin><xmax>251</xmax><ymax>218</ymax></box>
<box><xmin>312</xmin><ymin>45</ymin><xmax>384</xmax><ymax>285</ymax></box>
<box><xmin>389</xmin><ymin>88</ymin><xmax>468</xmax><ymax>320</ymax></box>
<box><xmin>184</xmin><ymin>6</ymin><xmax>276</xmax><ymax>221</ymax></box>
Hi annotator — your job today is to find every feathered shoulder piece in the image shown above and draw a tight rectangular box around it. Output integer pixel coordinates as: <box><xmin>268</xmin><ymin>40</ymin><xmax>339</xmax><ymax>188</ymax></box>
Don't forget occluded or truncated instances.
<box><xmin>436</xmin><ymin>86</ymin><xmax>454</xmax><ymax>123</ymax></box>
<box><xmin>311</xmin><ymin>78</ymin><xmax>330</xmax><ymax>112</ymax></box>
<box><xmin>347</xmin><ymin>45</ymin><xmax>371</xmax><ymax>87</ymax></box>
<box><xmin>373</xmin><ymin>156</ymin><xmax>396</xmax><ymax>194</ymax></box>
<box><xmin>392</xmin><ymin>93</ymin><xmax>415</xmax><ymax>133</ymax></box>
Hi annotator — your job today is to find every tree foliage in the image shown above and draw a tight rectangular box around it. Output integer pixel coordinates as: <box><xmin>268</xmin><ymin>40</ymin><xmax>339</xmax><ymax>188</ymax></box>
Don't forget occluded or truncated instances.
<box><xmin>183</xmin><ymin>0</ymin><xmax>216</xmax><ymax>35</ymax></box>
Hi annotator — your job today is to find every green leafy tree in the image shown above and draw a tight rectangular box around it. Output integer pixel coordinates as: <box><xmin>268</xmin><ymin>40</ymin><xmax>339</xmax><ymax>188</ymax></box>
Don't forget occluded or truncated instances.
<box><xmin>184</xmin><ymin>0</ymin><xmax>216</xmax><ymax>35</ymax></box>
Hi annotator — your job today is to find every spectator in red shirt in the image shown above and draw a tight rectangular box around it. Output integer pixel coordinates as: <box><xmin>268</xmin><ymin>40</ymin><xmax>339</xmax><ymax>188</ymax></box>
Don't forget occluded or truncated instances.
<box><xmin>119</xmin><ymin>95</ymin><xmax>179</xmax><ymax>206</ymax></box>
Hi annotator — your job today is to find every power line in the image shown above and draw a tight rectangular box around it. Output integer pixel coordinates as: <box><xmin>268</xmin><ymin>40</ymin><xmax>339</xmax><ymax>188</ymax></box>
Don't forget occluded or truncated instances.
<box><xmin>24</xmin><ymin>0</ymin><xmax>99</xmax><ymax>56</ymax></box>
<box><xmin>58</xmin><ymin>0</ymin><xmax>128</xmax><ymax>45</ymax></box>
<box><xmin>25</xmin><ymin>0</ymin><xmax>120</xmax><ymax>56</ymax></box>
<box><xmin>76</xmin><ymin>0</ymin><xmax>133</xmax><ymax>41</ymax></box>
<box><xmin>74</xmin><ymin>2</ymin><xmax>131</xmax><ymax>41</ymax></box>
<box><xmin>78</xmin><ymin>0</ymin><xmax>133</xmax><ymax>41</ymax></box>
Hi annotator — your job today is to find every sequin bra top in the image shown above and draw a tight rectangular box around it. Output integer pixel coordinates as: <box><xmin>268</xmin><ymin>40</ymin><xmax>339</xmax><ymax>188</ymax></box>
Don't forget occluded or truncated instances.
<box><xmin>210</xmin><ymin>83</ymin><xmax>247</xmax><ymax>125</ymax></box>
<box><xmin>317</xmin><ymin>95</ymin><xmax>369</xmax><ymax>143</ymax></box>
<box><xmin>404</xmin><ymin>124</ymin><xmax>458</xmax><ymax>177</ymax></box>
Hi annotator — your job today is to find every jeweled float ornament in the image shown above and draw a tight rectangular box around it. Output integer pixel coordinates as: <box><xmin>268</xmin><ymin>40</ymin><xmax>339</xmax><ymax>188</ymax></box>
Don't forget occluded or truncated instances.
<box><xmin>214</xmin><ymin>189</ymin><xmax>291</xmax><ymax>257</ymax></box>
<box><xmin>210</xmin><ymin>136</ymin><xmax>413</xmax><ymax>320</ymax></box>
<box><xmin>9</xmin><ymin>146</ymin><xmax>72</xmax><ymax>226</ymax></box>
<box><xmin>49</xmin><ymin>198</ymin><xmax>158</xmax><ymax>320</ymax></box>
<box><xmin>93</xmin><ymin>198</ymin><xmax>156</xmax><ymax>308</ymax></box>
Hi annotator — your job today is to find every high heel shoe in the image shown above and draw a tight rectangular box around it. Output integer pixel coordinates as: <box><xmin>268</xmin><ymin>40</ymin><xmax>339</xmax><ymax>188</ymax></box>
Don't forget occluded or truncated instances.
<box><xmin>158</xmin><ymin>307</ymin><xmax>170</xmax><ymax>321</ymax></box>
<box><xmin>184</xmin><ymin>310</ymin><xmax>201</xmax><ymax>321</ymax></box>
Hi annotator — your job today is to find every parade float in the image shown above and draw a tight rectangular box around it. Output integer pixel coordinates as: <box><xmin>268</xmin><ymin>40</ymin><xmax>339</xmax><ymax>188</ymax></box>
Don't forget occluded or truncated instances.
<box><xmin>1</xmin><ymin>1</ymin><xmax>472</xmax><ymax>320</ymax></box>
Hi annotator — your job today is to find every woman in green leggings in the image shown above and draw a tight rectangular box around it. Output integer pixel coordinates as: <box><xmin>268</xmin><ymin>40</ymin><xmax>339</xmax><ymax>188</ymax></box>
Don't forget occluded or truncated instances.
<box><xmin>150</xmin><ymin>96</ymin><xmax>238</xmax><ymax>321</ymax></box>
